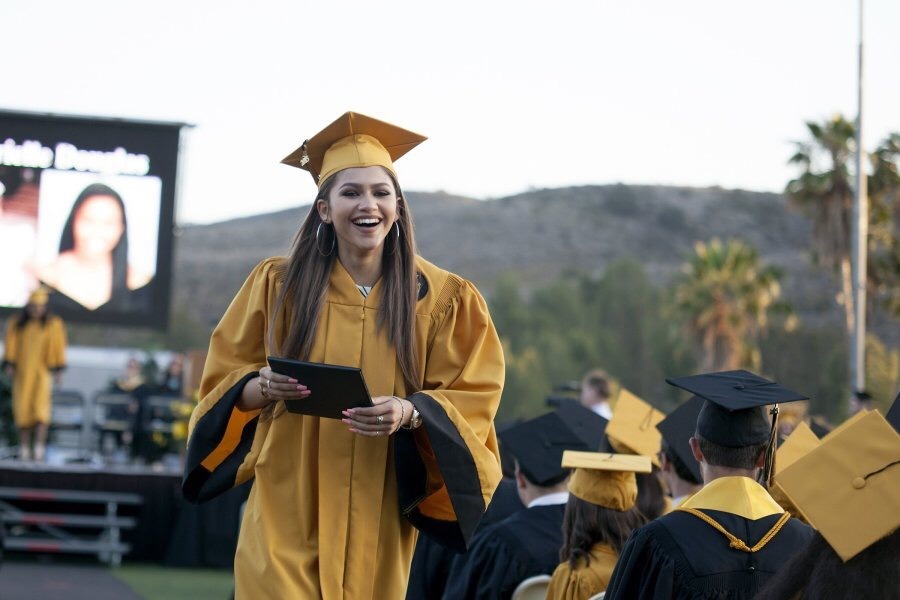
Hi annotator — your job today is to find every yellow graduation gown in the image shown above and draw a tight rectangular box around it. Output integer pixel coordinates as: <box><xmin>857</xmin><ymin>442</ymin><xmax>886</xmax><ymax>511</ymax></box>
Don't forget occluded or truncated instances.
<box><xmin>547</xmin><ymin>543</ymin><xmax>619</xmax><ymax>600</ymax></box>
<box><xmin>3</xmin><ymin>315</ymin><xmax>67</xmax><ymax>428</ymax></box>
<box><xmin>183</xmin><ymin>256</ymin><xmax>504</xmax><ymax>599</ymax></box>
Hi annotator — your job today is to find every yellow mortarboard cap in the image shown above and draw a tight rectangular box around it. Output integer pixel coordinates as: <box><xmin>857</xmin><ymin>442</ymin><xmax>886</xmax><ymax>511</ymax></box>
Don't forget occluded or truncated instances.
<box><xmin>562</xmin><ymin>451</ymin><xmax>651</xmax><ymax>510</ymax></box>
<box><xmin>777</xmin><ymin>410</ymin><xmax>900</xmax><ymax>561</ymax></box>
<box><xmin>605</xmin><ymin>388</ymin><xmax>665</xmax><ymax>467</ymax></box>
<box><xmin>774</xmin><ymin>421</ymin><xmax>820</xmax><ymax>475</ymax></box>
<box><xmin>768</xmin><ymin>421</ymin><xmax>821</xmax><ymax>519</ymax></box>
<box><xmin>821</xmin><ymin>408</ymin><xmax>870</xmax><ymax>441</ymax></box>
<box><xmin>281</xmin><ymin>112</ymin><xmax>427</xmax><ymax>188</ymax></box>
<box><xmin>28</xmin><ymin>287</ymin><xmax>49</xmax><ymax>306</ymax></box>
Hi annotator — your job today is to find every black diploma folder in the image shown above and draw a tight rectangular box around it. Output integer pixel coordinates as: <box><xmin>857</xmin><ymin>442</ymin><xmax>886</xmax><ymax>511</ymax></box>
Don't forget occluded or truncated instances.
<box><xmin>266</xmin><ymin>356</ymin><xmax>374</xmax><ymax>419</ymax></box>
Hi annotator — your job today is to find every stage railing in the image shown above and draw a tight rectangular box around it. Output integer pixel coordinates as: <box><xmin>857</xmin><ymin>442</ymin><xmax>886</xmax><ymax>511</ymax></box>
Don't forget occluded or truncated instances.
<box><xmin>0</xmin><ymin>486</ymin><xmax>142</xmax><ymax>566</ymax></box>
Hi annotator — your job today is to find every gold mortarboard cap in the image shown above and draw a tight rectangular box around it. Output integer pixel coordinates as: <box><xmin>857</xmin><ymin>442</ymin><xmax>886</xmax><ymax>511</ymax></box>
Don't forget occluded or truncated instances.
<box><xmin>774</xmin><ymin>421</ymin><xmax>820</xmax><ymax>475</ymax></box>
<box><xmin>281</xmin><ymin>112</ymin><xmax>427</xmax><ymax>188</ymax></box>
<box><xmin>28</xmin><ymin>286</ymin><xmax>49</xmax><ymax>306</ymax></box>
<box><xmin>605</xmin><ymin>388</ymin><xmax>666</xmax><ymax>467</ymax></box>
<box><xmin>562</xmin><ymin>451</ymin><xmax>652</xmax><ymax>510</ymax></box>
<box><xmin>769</xmin><ymin>421</ymin><xmax>821</xmax><ymax>519</ymax></box>
<box><xmin>821</xmin><ymin>408</ymin><xmax>869</xmax><ymax>441</ymax></box>
<box><xmin>777</xmin><ymin>410</ymin><xmax>900</xmax><ymax>561</ymax></box>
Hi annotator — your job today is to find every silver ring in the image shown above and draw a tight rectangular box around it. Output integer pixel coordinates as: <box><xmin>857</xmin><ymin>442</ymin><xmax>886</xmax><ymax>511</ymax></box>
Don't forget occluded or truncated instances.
<box><xmin>376</xmin><ymin>415</ymin><xmax>384</xmax><ymax>425</ymax></box>
<box><xmin>266</xmin><ymin>379</ymin><xmax>272</xmax><ymax>391</ymax></box>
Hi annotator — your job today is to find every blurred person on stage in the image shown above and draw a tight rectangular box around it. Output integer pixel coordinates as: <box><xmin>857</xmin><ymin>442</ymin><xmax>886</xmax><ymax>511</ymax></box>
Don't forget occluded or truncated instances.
<box><xmin>181</xmin><ymin>112</ymin><xmax>505</xmax><ymax>599</ymax></box>
<box><xmin>2</xmin><ymin>287</ymin><xmax>67</xmax><ymax>461</ymax></box>
<box><xmin>157</xmin><ymin>351</ymin><xmax>185</xmax><ymax>397</ymax></box>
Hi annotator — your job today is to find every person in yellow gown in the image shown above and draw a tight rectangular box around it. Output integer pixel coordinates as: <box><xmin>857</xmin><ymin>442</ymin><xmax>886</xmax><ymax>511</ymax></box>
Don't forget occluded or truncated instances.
<box><xmin>182</xmin><ymin>112</ymin><xmax>505</xmax><ymax>599</ymax></box>
<box><xmin>2</xmin><ymin>287</ymin><xmax>67</xmax><ymax>461</ymax></box>
<box><xmin>547</xmin><ymin>452</ymin><xmax>652</xmax><ymax>600</ymax></box>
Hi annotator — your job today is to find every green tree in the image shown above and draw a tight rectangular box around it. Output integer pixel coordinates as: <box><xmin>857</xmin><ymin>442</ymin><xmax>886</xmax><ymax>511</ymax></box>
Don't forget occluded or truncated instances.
<box><xmin>759</xmin><ymin>326</ymin><xmax>846</xmax><ymax>423</ymax></box>
<box><xmin>867</xmin><ymin>132</ymin><xmax>900</xmax><ymax>317</ymax></box>
<box><xmin>674</xmin><ymin>238</ymin><xmax>786</xmax><ymax>372</ymax></box>
<box><xmin>786</xmin><ymin>117</ymin><xmax>900</xmax><ymax>332</ymax></box>
<box><xmin>786</xmin><ymin>116</ymin><xmax>856</xmax><ymax>333</ymax></box>
<box><xmin>489</xmin><ymin>260</ymin><xmax>693</xmax><ymax>419</ymax></box>
<box><xmin>865</xmin><ymin>334</ymin><xmax>900</xmax><ymax>416</ymax></box>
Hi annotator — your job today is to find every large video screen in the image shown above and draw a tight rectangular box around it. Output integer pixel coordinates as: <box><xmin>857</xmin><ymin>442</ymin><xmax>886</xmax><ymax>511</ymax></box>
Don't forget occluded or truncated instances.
<box><xmin>0</xmin><ymin>110</ymin><xmax>184</xmax><ymax>329</ymax></box>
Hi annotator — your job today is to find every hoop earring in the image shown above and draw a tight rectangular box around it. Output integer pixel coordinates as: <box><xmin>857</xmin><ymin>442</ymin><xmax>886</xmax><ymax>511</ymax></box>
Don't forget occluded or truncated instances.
<box><xmin>316</xmin><ymin>222</ymin><xmax>335</xmax><ymax>256</ymax></box>
<box><xmin>387</xmin><ymin>222</ymin><xmax>401</xmax><ymax>256</ymax></box>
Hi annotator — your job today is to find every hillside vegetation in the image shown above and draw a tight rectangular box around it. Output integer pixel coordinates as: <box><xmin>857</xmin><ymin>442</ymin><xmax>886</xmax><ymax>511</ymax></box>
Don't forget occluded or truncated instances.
<box><xmin>172</xmin><ymin>184</ymin><xmax>832</xmax><ymax>330</ymax></box>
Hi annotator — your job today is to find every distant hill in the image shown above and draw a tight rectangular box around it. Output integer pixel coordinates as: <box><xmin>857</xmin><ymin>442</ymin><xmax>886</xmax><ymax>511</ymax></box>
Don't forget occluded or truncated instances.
<box><xmin>172</xmin><ymin>184</ymin><xmax>841</xmax><ymax>332</ymax></box>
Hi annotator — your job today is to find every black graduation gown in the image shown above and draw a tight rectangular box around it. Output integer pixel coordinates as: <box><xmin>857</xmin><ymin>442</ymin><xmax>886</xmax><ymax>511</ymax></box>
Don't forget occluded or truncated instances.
<box><xmin>442</xmin><ymin>502</ymin><xmax>565</xmax><ymax>600</ymax></box>
<box><xmin>406</xmin><ymin>478</ymin><xmax>525</xmax><ymax>600</ymax></box>
<box><xmin>604</xmin><ymin>509</ymin><xmax>814</xmax><ymax>600</ymax></box>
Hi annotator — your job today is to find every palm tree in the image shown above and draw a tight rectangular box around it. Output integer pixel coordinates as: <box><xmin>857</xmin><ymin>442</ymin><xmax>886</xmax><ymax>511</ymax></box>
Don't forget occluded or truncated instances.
<box><xmin>786</xmin><ymin>118</ymin><xmax>900</xmax><ymax>331</ymax></box>
<box><xmin>674</xmin><ymin>238</ymin><xmax>785</xmax><ymax>372</ymax></box>
<box><xmin>867</xmin><ymin>132</ymin><xmax>900</xmax><ymax>317</ymax></box>
<box><xmin>785</xmin><ymin>115</ymin><xmax>856</xmax><ymax>333</ymax></box>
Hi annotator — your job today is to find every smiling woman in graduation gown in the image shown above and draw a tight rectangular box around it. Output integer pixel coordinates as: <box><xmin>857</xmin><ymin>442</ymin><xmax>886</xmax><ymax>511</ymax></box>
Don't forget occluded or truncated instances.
<box><xmin>181</xmin><ymin>113</ymin><xmax>504</xmax><ymax>599</ymax></box>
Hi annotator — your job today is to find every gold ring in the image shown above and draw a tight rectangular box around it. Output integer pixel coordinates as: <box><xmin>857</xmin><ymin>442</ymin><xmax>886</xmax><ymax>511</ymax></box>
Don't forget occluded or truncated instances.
<box><xmin>377</xmin><ymin>415</ymin><xmax>384</xmax><ymax>425</ymax></box>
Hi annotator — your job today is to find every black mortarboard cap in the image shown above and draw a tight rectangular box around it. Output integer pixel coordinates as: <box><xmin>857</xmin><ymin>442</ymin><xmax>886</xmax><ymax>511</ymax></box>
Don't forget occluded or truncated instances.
<box><xmin>885</xmin><ymin>391</ymin><xmax>900</xmax><ymax>434</ymax></box>
<box><xmin>655</xmin><ymin>395</ymin><xmax>704</xmax><ymax>483</ymax></box>
<box><xmin>499</xmin><ymin>411</ymin><xmax>593</xmax><ymax>487</ymax></box>
<box><xmin>666</xmin><ymin>370</ymin><xmax>808</xmax><ymax>448</ymax></box>
<box><xmin>554</xmin><ymin>399</ymin><xmax>608</xmax><ymax>450</ymax></box>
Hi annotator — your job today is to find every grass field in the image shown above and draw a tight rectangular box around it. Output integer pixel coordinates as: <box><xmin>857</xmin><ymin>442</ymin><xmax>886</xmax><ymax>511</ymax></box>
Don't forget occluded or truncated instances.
<box><xmin>112</xmin><ymin>563</ymin><xmax>234</xmax><ymax>600</ymax></box>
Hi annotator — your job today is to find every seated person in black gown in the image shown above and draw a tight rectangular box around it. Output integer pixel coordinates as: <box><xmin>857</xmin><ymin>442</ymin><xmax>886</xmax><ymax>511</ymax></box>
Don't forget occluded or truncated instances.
<box><xmin>755</xmin><ymin>409</ymin><xmax>900</xmax><ymax>600</ymax></box>
<box><xmin>405</xmin><ymin>421</ymin><xmax>525</xmax><ymax>600</ymax></box>
<box><xmin>603</xmin><ymin>386</ymin><xmax>672</xmax><ymax>518</ymax></box>
<box><xmin>443</xmin><ymin>411</ymin><xmax>596</xmax><ymax>600</ymax></box>
<box><xmin>108</xmin><ymin>356</ymin><xmax>153</xmax><ymax>461</ymax></box>
<box><xmin>655</xmin><ymin>395</ymin><xmax>705</xmax><ymax>509</ymax></box>
<box><xmin>156</xmin><ymin>352</ymin><xmax>185</xmax><ymax>397</ymax></box>
<box><xmin>604</xmin><ymin>370</ymin><xmax>816</xmax><ymax>600</ymax></box>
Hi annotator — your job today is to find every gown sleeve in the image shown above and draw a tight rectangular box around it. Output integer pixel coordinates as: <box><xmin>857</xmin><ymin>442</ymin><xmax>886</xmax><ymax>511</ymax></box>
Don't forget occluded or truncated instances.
<box><xmin>46</xmin><ymin>316</ymin><xmax>67</xmax><ymax>371</ymax></box>
<box><xmin>182</xmin><ymin>259</ymin><xmax>278</xmax><ymax>503</ymax></box>
<box><xmin>394</xmin><ymin>275</ymin><xmax>505</xmax><ymax>551</ymax></box>
<box><xmin>2</xmin><ymin>317</ymin><xmax>18</xmax><ymax>368</ymax></box>
<box><xmin>603</xmin><ymin>526</ymin><xmax>678</xmax><ymax>600</ymax></box>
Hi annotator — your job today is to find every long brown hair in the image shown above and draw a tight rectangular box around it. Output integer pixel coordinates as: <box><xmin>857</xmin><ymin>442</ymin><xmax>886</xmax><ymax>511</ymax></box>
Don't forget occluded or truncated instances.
<box><xmin>560</xmin><ymin>496</ymin><xmax>648</xmax><ymax>569</ymax></box>
<box><xmin>272</xmin><ymin>168</ymin><xmax>421</xmax><ymax>392</ymax></box>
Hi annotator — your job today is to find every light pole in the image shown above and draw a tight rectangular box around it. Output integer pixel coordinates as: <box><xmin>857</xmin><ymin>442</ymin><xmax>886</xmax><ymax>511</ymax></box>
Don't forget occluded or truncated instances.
<box><xmin>850</xmin><ymin>0</ymin><xmax>868</xmax><ymax>393</ymax></box>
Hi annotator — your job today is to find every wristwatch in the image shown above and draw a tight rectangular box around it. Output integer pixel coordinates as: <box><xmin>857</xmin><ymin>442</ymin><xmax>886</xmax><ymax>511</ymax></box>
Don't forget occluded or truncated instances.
<box><xmin>405</xmin><ymin>406</ymin><xmax>423</xmax><ymax>430</ymax></box>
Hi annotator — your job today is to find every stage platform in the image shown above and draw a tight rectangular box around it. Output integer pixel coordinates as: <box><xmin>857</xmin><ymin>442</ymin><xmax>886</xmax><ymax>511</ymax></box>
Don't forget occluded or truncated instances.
<box><xmin>0</xmin><ymin>459</ymin><xmax>249</xmax><ymax>568</ymax></box>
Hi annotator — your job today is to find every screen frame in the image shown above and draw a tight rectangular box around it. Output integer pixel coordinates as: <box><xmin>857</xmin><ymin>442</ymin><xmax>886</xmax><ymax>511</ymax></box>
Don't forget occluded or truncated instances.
<box><xmin>0</xmin><ymin>109</ymin><xmax>190</xmax><ymax>329</ymax></box>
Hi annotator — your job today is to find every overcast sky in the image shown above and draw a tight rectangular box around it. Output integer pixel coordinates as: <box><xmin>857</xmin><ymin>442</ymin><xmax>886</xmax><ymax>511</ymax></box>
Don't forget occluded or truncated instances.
<box><xmin>2</xmin><ymin>0</ymin><xmax>898</xmax><ymax>224</ymax></box>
